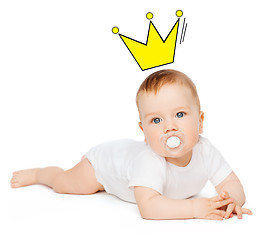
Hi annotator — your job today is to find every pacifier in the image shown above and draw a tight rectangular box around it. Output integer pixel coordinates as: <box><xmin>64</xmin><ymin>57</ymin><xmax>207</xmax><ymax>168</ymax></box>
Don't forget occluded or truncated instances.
<box><xmin>167</xmin><ymin>136</ymin><xmax>181</xmax><ymax>148</ymax></box>
<box><xmin>160</xmin><ymin>130</ymin><xmax>185</xmax><ymax>154</ymax></box>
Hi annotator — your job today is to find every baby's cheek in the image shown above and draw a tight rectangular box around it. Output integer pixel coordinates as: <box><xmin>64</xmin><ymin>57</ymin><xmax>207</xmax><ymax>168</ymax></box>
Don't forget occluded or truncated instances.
<box><xmin>150</xmin><ymin>138</ymin><xmax>161</xmax><ymax>150</ymax></box>
<box><xmin>148</xmin><ymin>136</ymin><xmax>164</xmax><ymax>155</ymax></box>
<box><xmin>187</xmin><ymin>130</ymin><xmax>200</xmax><ymax>146</ymax></box>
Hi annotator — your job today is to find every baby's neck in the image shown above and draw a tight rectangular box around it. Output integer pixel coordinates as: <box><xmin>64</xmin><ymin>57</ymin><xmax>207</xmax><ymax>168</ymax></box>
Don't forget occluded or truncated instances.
<box><xmin>165</xmin><ymin>150</ymin><xmax>192</xmax><ymax>167</ymax></box>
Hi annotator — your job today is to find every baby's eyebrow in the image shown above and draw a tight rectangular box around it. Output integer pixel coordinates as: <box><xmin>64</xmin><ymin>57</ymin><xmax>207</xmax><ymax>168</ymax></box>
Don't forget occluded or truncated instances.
<box><xmin>144</xmin><ymin>112</ymin><xmax>160</xmax><ymax>119</ymax></box>
<box><xmin>174</xmin><ymin>106</ymin><xmax>190</xmax><ymax>112</ymax></box>
<box><xmin>144</xmin><ymin>107</ymin><xmax>190</xmax><ymax>119</ymax></box>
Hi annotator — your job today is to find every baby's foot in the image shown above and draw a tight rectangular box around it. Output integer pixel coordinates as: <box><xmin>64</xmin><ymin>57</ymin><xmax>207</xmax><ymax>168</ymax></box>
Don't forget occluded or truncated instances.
<box><xmin>10</xmin><ymin>168</ymin><xmax>41</xmax><ymax>188</ymax></box>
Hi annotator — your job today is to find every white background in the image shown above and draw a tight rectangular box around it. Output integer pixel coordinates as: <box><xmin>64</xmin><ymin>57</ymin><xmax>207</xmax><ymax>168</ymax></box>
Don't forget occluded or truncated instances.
<box><xmin>1</xmin><ymin>0</ymin><xmax>268</xmax><ymax>239</ymax></box>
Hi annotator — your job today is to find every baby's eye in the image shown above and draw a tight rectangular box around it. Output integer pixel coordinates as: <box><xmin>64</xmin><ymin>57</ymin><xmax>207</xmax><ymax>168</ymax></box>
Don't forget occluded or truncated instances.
<box><xmin>176</xmin><ymin>112</ymin><xmax>184</xmax><ymax>118</ymax></box>
<box><xmin>152</xmin><ymin>118</ymin><xmax>161</xmax><ymax>124</ymax></box>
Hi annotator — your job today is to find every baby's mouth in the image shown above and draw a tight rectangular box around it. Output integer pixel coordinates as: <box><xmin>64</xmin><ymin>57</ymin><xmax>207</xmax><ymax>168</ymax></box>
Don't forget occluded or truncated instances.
<box><xmin>160</xmin><ymin>131</ymin><xmax>185</xmax><ymax>153</ymax></box>
<box><xmin>166</xmin><ymin>136</ymin><xmax>181</xmax><ymax>148</ymax></box>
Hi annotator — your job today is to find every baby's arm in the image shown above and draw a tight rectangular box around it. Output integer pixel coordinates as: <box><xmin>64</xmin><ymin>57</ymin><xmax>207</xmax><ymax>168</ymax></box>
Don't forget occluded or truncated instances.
<box><xmin>215</xmin><ymin>171</ymin><xmax>252</xmax><ymax>218</ymax></box>
<box><xmin>215</xmin><ymin>171</ymin><xmax>245</xmax><ymax>206</ymax></box>
<box><xmin>134</xmin><ymin>186</ymin><xmax>233</xmax><ymax>220</ymax></box>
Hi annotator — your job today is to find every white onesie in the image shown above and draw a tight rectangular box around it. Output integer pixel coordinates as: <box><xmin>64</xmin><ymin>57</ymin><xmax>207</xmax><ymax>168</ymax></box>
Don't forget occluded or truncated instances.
<box><xmin>84</xmin><ymin>136</ymin><xmax>232</xmax><ymax>203</ymax></box>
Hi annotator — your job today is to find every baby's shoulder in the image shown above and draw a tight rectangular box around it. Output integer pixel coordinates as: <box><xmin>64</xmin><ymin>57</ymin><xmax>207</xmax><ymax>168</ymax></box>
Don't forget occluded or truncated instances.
<box><xmin>194</xmin><ymin>136</ymin><xmax>220</xmax><ymax>159</ymax></box>
<box><xmin>195</xmin><ymin>136</ymin><xmax>225</xmax><ymax>165</ymax></box>
<box><xmin>195</xmin><ymin>136</ymin><xmax>213</xmax><ymax>151</ymax></box>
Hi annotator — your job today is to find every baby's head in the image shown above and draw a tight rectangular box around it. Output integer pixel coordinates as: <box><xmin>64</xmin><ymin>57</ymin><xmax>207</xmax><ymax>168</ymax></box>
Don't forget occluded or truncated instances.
<box><xmin>136</xmin><ymin>69</ymin><xmax>204</xmax><ymax>160</ymax></box>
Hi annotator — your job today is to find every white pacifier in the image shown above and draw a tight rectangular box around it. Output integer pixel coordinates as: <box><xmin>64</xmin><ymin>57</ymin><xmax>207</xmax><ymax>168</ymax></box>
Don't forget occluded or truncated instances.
<box><xmin>160</xmin><ymin>130</ymin><xmax>185</xmax><ymax>154</ymax></box>
<box><xmin>166</xmin><ymin>136</ymin><xmax>181</xmax><ymax>148</ymax></box>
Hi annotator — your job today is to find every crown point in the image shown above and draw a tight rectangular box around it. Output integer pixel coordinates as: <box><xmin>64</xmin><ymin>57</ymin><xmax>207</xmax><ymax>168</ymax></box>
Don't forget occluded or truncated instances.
<box><xmin>146</xmin><ymin>12</ymin><xmax>153</xmax><ymax>20</ymax></box>
<box><xmin>112</xmin><ymin>27</ymin><xmax>119</xmax><ymax>34</ymax></box>
<box><xmin>176</xmin><ymin>10</ymin><xmax>183</xmax><ymax>17</ymax></box>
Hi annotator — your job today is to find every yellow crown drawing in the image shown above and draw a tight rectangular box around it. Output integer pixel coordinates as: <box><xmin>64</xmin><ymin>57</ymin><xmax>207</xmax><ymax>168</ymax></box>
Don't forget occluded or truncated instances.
<box><xmin>112</xmin><ymin>10</ymin><xmax>187</xmax><ymax>71</ymax></box>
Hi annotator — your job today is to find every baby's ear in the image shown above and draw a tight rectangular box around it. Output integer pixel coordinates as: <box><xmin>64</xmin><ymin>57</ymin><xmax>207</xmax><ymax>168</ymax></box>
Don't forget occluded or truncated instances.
<box><xmin>139</xmin><ymin>122</ymin><xmax>147</xmax><ymax>142</ymax></box>
<box><xmin>139</xmin><ymin>122</ymin><xmax>144</xmax><ymax>132</ymax></box>
<box><xmin>199</xmin><ymin>111</ymin><xmax>204</xmax><ymax>134</ymax></box>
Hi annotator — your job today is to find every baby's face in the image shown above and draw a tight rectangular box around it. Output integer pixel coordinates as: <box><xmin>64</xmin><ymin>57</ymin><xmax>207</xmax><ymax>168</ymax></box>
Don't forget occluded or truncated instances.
<box><xmin>138</xmin><ymin>83</ymin><xmax>204</xmax><ymax>160</ymax></box>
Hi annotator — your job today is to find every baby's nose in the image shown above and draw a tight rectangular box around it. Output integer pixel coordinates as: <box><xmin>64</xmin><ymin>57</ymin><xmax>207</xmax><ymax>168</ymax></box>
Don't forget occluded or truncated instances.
<box><xmin>164</xmin><ymin>120</ymin><xmax>178</xmax><ymax>133</ymax></box>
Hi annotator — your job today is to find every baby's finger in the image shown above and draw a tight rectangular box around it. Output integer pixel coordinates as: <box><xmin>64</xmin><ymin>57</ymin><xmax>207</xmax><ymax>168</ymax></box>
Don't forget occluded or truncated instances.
<box><xmin>242</xmin><ymin>208</ymin><xmax>253</xmax><ymax>215</ymax></box>
<box><xmin>210</xmin><ymin>214</ymin><xmax>224</xmax><ymax>221</ymax></box>
<box><xmin>214</xmin><ymin>210</ymin><xmax>226</xmax><ymax>218</ymax></box>
<box><xmin>211</xmin><ymin>191</ymin><xmax>229</xmax><ymax>202</ymax></box>
<box><xmin>224</xmin><ymin>203</ymin><xmax>235</xmax><ymax>219</ymax></box>
<box><xmin>220</xmin><ymin>191</ymin><xmax>230</xmax><ymax>199</ymax></box>
<box><xmin>214</xmin><ymin>198</ymin><xmax>234</xmax><ymax>208</ymax></box>
<box><xmin>235</xmin><ymin>206</ymin><xmax>243</xmax><ymax>219</ymax></box>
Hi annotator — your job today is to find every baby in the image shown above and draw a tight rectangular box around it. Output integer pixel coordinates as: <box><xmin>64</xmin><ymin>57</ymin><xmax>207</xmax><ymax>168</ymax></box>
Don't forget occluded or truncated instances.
<box><xmin>11</xmin><ymin>69</ymin><xmax>252</xmax><ymax>220</ymax></box>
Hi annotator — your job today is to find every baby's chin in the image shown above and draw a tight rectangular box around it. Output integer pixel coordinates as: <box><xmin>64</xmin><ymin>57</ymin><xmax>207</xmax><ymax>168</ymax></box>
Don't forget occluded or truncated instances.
<box><xmin>155</xmin><ymin>148</ymin><xmax>186</xmax><ymax>159</ymax></box>
<box><xmin>163</xmin><ymin>151</ymin><xmax>186</xmax><ymax>159</ymax></box>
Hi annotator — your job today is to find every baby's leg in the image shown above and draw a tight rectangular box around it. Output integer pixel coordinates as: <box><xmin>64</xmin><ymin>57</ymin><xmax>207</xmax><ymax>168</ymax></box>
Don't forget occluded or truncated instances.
<box><xmin>11</xmin><ymin>167</ymin><xmax>63</xmax><ymax>189</ymax></box>
<box><xmin>10</xmin><ymin>156</ymin><xmax>104</xmax><ymax>194</ymax></box>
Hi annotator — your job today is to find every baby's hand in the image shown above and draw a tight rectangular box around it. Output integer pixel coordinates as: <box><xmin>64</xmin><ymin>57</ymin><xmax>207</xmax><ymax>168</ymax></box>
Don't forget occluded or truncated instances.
<box><xmin>219</xmin><ymin>192</ymin><xmax>253</xmax><ymax>219</ymax></box>
<box><xmin>193</xmin><ymin>192</ymin><xmax>234</xmax><ymax>220</ymax></box>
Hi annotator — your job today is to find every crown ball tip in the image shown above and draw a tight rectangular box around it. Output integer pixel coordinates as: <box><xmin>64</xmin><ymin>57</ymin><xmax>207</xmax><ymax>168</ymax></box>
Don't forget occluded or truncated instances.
<box><xmin>146</xmin><ymin>12</ymin><xmax>153</xmax><ymax>20</ymax></box>
<box><xmin>176</xmin><ymin>10</ymin><xmax>183</xmax><ymax>17</ymax></box>
<box><xmin>112</xmin><ymin>26</ymin><xmax>119</xmax><ymax>34</ymax></box>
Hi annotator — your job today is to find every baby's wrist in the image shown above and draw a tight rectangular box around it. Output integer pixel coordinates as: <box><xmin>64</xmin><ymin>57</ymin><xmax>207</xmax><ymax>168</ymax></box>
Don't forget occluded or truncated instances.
<box><xmin>191</xmin><ymin>198</ymin><xmax>200</xmax><ymax>219</ymax></box>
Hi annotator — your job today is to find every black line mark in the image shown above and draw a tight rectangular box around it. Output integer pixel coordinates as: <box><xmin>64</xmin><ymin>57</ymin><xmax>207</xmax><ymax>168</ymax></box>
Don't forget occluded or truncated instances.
<box><xmin>182</xmin><ymin>23</ymin><xmax>187</xmax><ymax>42</ymax></box>
<box><xmin>180</xmin><ymin>18</ymin><xmax>186</xmax><ymax>44</ymax></box>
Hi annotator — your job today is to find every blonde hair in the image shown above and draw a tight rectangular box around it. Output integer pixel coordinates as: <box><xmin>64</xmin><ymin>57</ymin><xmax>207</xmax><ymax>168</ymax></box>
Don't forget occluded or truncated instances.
<box><xmin>136</xmin><ymin>69</ymin><xmax>201</xmax><ymax>111</ymax></box>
